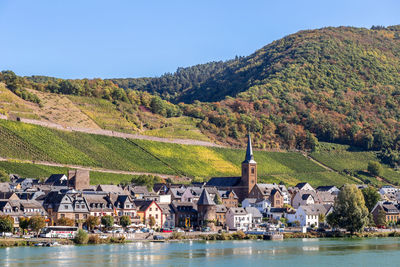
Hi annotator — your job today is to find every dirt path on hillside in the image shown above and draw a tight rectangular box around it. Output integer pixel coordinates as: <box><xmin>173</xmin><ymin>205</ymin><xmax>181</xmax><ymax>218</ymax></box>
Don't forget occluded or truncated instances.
<box><xmin>0</xmin><ymin>157</ymin><xmax>191</xmax><ymax>182</ymax></box>
<box><xmin>1</xmin><ymin>116</ymin><xmax>222</xmax><ymax>147</ymax></box>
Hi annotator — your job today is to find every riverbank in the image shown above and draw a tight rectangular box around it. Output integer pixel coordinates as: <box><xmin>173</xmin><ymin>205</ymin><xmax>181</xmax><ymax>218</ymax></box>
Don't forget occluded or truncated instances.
<box><xmin>2</xmin><ymin>231</ymin><xmax>400</xmax><ymax>248</ymax></box>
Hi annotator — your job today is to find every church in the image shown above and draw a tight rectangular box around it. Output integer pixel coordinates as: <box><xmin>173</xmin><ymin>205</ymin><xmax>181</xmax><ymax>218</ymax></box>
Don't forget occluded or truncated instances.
<box><xmin>206</xmin><ymin>134</ymin><xmax>257</xmax><ymax>202</ymax></box>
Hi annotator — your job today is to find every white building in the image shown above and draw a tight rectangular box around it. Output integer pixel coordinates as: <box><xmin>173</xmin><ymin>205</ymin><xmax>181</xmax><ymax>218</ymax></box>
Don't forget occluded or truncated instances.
<box><xmin>379</xmin><ymin>185</ymin><xmax>398</xmax><ymax>195</ymax></box>
<box><xmin>242</xmin><ymin>198</ymin><xmax>271</xmax><ymax>213</ymax></box>
<box><xmin>287</xmin><ymin>204</ymin><xmax>327</xmax><ymax>228</ymax></box>
<box><xmin>226</xmin><ymin>207</ymin><xmax>252</xmax><ymax>231</ymax></box>
<box><xmin>292</xmin><ymin>190</ymin><xmax>321</xmax><ymax>208</ymax></box>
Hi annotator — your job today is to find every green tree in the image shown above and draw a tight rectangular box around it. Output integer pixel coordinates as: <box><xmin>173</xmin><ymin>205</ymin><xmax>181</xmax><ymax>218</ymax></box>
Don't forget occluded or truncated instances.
<box><xmin>327</xmin><ymin>184</ymin><xmax>369</xmax><ymax>234</ymax></box>
<box><xmin>29</xmin><ymin>216</ymin><xmax>46</xmax><ymax>237</ymax></box>
<box><xmin>0</xmin><ymin>169</ymin><xmax>9</xmax><ymax>182</ymax></box>
<box><xmin>119</xmin><ymin>215</ymin><xmax>131</xmax><ymax>228</ymax></box>
<box><xmin>214</xmin><ymin>194</ymin><xmax>222</xmax><ymax>205</ymax></box>
<box><xmin>149</xmin><ymin>216</ymin><xmax>156</xmax><ymax>228</ymax></box>
<box><xmin>85</xmin><ymin>216</ymin><xmax>100</xmax><ymax>231</ymax></box>
<box><xmin>101</xmin><ymin>215</ymin><xmax>114</xmax><ymax>229</ymax></box>
<box><xmin>361</xmin><ymin>186</ymin><xmax>381</xmax><ymax>212</ymax></box>
<box><xmin>74</xmin><ymin>229</ymin><xmax>89</xmax><ymax>244</ymax></box>
<box><xmin>368</xmin><ymin>161</ymin><xmax>383</xmax><ymax>177</ymax></box>
<box><xmin>376</xmin><ymin>209</ymin><xmax>387</xmax><ymax>227</ymax></box>
<box><xmin>19</xmin><ymin>217</ymin><xmax>30</xmax><ymax>235</ymax></box>
<box><xmin>57</xmin><ymin>217</ymin><xmax>75</xmax><ymax>226</ymax></box>
<box><xmin>0</xmin><ymin>215</ymin><xmax>14</xmax><ymax>233</ymax></box>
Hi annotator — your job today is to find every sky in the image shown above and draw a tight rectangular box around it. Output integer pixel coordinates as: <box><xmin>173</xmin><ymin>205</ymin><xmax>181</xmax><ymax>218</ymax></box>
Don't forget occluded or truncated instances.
<box><xmin>0</xmin><ymin>0</ymin><xmax>399</xmax><ymax>79</ymax></box>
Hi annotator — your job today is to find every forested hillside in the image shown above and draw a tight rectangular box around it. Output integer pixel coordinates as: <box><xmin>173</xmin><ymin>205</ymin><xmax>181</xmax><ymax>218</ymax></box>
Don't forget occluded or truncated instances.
<box><xmin>2</xmin><ymin>25</ymin><xmax>400</xmax><ymax>167</ymax></box>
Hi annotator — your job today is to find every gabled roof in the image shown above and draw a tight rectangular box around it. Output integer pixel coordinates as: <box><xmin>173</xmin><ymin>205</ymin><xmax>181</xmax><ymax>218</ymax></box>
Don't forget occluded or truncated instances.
<box><xmin>133</xmin><ymin>200</ymin><xmax>156</xmax><ymax>212</ymax></box>
<box><xmin>206</xmin><ymin>177</ymin><xmax>241</xmax><ymax>187</ymax></box>
<box><xmin>218</xmin><ymin>190</ymin><xmax>238</xmax><ymax>199</ymax></box>
<box><xmin>299</xmin><ymin>204</ymin><xmax>328</xmax><ymax>215</ymax></box>
<box><xmin>96</xmin><ymin>185</ymin><xmax>126</xmax><ymax>194</ymax></box>
<box><xmin>198</xmin><ymin>189</ymin><xmax>215</xmax><ymax>206</ymax></box>
<box><xmin>316</xmin><ymin>186</ymin><xmax>338</xmax><ymax>192</ymax></box>
<box><xmin>228</xmin><ymin>207</ymin><xmax>247</xmax><ymax>215</ymax></box>
<box><xmin>216</xmin><ymin>204</ymin><xmax>227</xmax><ymax>213</ymax></box>
<box><xmin>301</xmin><ymin>194</ymin><xmax>313</xmax><ymax>200</ymax></box>
<box><xmin>44</xmin><ymin>174</ymin><xmax>67</xmax><ymax>186</ymax></box>
<box><xmin>245</xmin><ymin>207</ymin><xmax>262</xmax><ymax>218</ymax></box>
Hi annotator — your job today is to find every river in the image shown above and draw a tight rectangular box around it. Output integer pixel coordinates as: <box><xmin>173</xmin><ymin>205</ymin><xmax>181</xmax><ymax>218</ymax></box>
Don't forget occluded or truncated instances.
<box><xmin>1</xmin><ymin>238</ymin><xmax>400</xmax><ymax>266</ymax></box>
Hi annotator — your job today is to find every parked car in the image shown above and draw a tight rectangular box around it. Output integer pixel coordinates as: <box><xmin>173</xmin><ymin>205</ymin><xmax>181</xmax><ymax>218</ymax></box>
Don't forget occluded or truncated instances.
<box><xmin>1</xmin><ymin>232</ymin><xmax>12</xmax><ymax>237</ymax></box>
<box><xmin>99</xmin><ymin>235</ymin><xmax>108</xmax><ymax>239</ymax></box>
<box><xmin>161</xmin><ymin>228</ymin><xmax>172</xmax><ymax>233</ymax></box>
<box><xmin>202</xmin><ymin>227</ymin><xmax>211</xmax><ymax>232</ymax></box>
<box><xmin>175</xmin><ymin>228</ymin><xmax>185</xmax><ymax>233</ymax></box>
<box><xmin>153</xmin><ymin>235</ymin><xmax>165</xmax><ymax>240</ymax></box>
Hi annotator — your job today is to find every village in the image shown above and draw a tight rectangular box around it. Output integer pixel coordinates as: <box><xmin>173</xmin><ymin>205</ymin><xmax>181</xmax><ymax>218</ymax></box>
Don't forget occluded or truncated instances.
<box><xmin>0</xmin><ymin>135</ymin><xmax>398</xmax><ymax>241</ymax></box>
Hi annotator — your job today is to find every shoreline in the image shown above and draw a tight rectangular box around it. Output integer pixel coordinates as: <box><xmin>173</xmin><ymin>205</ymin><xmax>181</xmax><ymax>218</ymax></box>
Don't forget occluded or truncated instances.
<box><xmin>1</xmin><ymin>231</ymin><xmax>400</xmax><ymax>248</ymax></box>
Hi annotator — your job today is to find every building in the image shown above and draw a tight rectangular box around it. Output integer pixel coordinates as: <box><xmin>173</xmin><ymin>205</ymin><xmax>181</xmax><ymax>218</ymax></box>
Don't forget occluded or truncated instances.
<box><xmin>197</xmin><ymin>189</ymin><xmax>216</xmax><ymax>229</ymax></box>
<box><xmin>67</xmin><ymin>170</ymin><xmax>90</xmax><ymax>190</ymax></box>
<box><xmin>171</xmin><ymin>201</ymin><xmax>198</xmax><ymax>229</ymax></box>
<box><xmin>158</xmin><ymin>203</ymin><xmax>175</xmax><ymax>229</ymax></box>
<box><xmin>287</xmin><ymin>204</ymin><xmax>328</xmax><ymax>228</ymax></box>
<box><xmin>245</xmin><ymin>207</ymin><xmax>262</xmax><ymax>227</ymax></box>
<box><xmin>291</xmin><ymin>190</ymin><xmax>322</xmax><ymax>208</ymax></box>
<box><xmin>372</xmin><ymin>202</ymin><xmax>400</xmax><ymax>225</ymax></box>
<box><xmin>217</xmin><ymin>190</ymin><xmax>238</xmax><ymax>208</ymax></box>
<box><xmin>226</xmin><ymin>207</ymin><xmax>252</xmax><ymax>231</ymax></box>
<box><xmin>206</xmin><ymin>134</ymin><xmax>257</xmax><ymax>202</ymax></box>
<box><xmin>134</xmin><ymin>200</ymin><xmax>163</xmax><ymax>228</ymax></box>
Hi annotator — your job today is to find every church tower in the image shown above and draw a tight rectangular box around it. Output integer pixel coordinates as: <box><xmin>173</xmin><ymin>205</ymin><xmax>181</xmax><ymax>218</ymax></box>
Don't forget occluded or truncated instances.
<box><xmin>241</xmin><ymin>134</ymin><xmax>257</xmax><ymax>195</ymax></box>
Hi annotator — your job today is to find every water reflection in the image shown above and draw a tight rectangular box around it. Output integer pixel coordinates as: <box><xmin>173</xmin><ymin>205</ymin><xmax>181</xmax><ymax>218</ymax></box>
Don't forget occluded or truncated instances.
<box><xmin>1</xmin><ymin>238</ymin><xmax>400</xmax><ymax>266</ymax></box>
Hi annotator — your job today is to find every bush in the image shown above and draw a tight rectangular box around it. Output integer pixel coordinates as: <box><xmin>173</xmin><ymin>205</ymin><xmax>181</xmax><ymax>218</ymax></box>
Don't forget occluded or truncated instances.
<box><xmin>368</xmin><ymin>161</ymin><xmax>383</xmax><ymax>177</ymax></box>
<box><xmin>88</xmin><ymin>234</ymin><xmax>101</xmax><ymax>244</ymax></box>
<box><xmin>74</xmin><ymin>229</ymin><xmax>89</xmax><ymax>244</ymax></box>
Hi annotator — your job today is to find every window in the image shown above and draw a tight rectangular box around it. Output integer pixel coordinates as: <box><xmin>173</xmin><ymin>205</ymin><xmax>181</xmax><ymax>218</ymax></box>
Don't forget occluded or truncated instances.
<box><xmin>156</xmin><ymin>214</ymin><xmax>158</xmax><ymax>219</ymax></box>
<box><xmin>75</xmin><ymin>214</ymin><xmax>79</xmax><ymax>220</ymax></box>
<box><xmin>149</xmin><ymin>208</ymin><xmax>152</xmax><ymax>211</ymax></box>
<box><xmin>251</xmin><ymin>168</ymin><xmax>255</xmax><ymax>174</ymax></box>
<box><xmin>64</xmin><ymin>205</ymin><xmax>69</xmax><ymax>209</ymax></box>
<box><xmin>61</xmin><ymin>214</ymin><xmax>65</xmax><ymax>218</ymax></box>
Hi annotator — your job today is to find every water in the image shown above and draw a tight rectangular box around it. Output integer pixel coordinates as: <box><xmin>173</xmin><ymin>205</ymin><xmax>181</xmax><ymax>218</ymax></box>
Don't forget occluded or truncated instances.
<box><xmin>1</xmin><ymin>238</ymin><xmax>400</xmax><ymax>266</ymax></box>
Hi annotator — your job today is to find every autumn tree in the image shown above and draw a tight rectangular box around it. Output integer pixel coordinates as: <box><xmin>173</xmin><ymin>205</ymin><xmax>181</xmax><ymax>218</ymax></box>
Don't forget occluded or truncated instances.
<box><xmin>368</xmin><ymin>161</ymin><xmax>383</xmax><ymax>177</ymax></box>
<box><xmin>29</xmin><ymin>216</ymin><xmax>46</xmax><ymax>237</ymax></box>
<box><xmin>57</xmin><ymin>217</ymin><xmax>75</xmax><ymax>226</ymax></box>
<box><xmin>101</xmin><ymin>215</ymin><xmax>114</xmax><ymax>229</ymax></box>
<box><xmin>19</xmin><ymin>217</ymin><xmax>30</xmax><ymax>235</ymax></box>
<box><xmin>85</xmin><ymin>216</ymin><xmax>100</xmax><ymax>231</ymax></box>
<box><xmin>0</xmin><ymin>215</ymin><xmax>14</xmax><ymax>233</ymax></box>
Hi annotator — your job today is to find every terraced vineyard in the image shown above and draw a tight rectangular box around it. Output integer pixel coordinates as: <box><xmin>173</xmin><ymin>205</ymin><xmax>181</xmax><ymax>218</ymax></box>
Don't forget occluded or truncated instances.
<box><xmin>310</xmin><ymin>142</ymin><xmax>400</xmax><ymax>186</ymax></box>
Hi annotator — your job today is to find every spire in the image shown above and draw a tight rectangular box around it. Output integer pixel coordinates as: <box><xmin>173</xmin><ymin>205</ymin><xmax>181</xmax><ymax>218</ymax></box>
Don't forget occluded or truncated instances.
<box><xmin>198</xmin><ymin>189</ymin><xmax>215</xmax><ymax>205</ymax></box>
<box><xmin>243</xmin><ymin>134</ymin><xmax>256</xmax><ymax>164</ymax></box>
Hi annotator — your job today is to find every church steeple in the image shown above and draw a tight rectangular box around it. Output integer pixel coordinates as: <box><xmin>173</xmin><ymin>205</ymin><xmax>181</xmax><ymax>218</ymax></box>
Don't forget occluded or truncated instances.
<box><xmin>241</xmin><ymin>133</ymin><xmax>257</xmax><ymax>197</ymax></box>
<box><xmin>243</xmin><ymin>134</ymin><xmax>256</xmax><ymax>164</ymax></box>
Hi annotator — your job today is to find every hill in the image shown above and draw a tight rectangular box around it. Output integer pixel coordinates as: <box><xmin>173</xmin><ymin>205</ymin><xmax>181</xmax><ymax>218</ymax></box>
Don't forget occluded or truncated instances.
<box><xmin>0</xmin><ymin>119</ymin><xmax>359</xmax><ymax>187</ymax></box>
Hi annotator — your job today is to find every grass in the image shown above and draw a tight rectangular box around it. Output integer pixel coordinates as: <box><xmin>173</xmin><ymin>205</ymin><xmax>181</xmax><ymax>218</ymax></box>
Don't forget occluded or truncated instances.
<box><xmin>143</xmin><ymin>116</ymin><xmax>210</xmax><ymax>141</ymax></box>
<box><xmin>68</xmin><ymin>95</ymin><xmax>138</xmax><ymax>133</ymax></box>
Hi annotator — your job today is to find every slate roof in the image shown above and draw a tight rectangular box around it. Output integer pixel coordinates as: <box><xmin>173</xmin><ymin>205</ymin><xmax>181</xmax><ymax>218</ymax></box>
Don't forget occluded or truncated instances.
<box><xmin>243</xmin><ymin>134</ymin><xmax>256</xmax><ymax>164</ymax></box>
<box><xmin>245</xmin><ymin>207</ymin><xmax>262</xmax><ymax>218</ymax></box>
<box><xmin>198</xmin><ymin>189</ymin><xmax>215</xmax><ymax>206</ymax></box>
<box><xmin>133</xmin><ymin>200</ymin><xmax>155</xmax><ymax>212</ymax></box>
<box><xmin>218</xmin><ymin>190</ymin><xmax>238</xmax><ymax>199</ymax></box>
<box><xmin>206</xmin><ymin>177</ymin><xmax>241</xmax><ymax>187</ymax></box>
<box><xmin>44</xmin><ymin>174</ymin><xmax>67</xmax><ymax>186</ymax></box>
<box><xmin>299</xmin><ymin>204</ymin><xmax>328</xmax><ymax>215</ymax></box>
<box><xmin>301</xmin><ymin>194</ymin><xmax>313</xmax><ymax>200</ymax></box>
<box><xmin>228</xmin><ymin>207</ymin><xmax>248</xmax><ymax>215</ymax></box>
<box><xmin>216</xmin><ymin>204</ymin><xmax>227</xmax><ymax>213</ymax></box>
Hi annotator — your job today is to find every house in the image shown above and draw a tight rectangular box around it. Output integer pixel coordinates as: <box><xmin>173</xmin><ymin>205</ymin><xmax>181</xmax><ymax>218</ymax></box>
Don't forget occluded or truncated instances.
<box><xmin>245</xmin><ymin>207</ymin><xmax>262</xmax><ymax>227</ymax></box>
<box><xmin>96</xmin><ymin>185</ymin><xmax>127</xmax><ymax>195</ymax></box>
<box><xmin>112</xmin><ymin>195</ymin><xmax>137</xmax><ymax>218</ymax></box>
<box><xmin>316</xmin><ymin>186</ymin><xmax>340</xmax><ymax>195</ymax></box>
<box><xmin>153</xmin><ymin>183</ymin><xmax>169</xmax><ymax>195</ymax></box>
<box><xmin>0</xmin><ymin>182</ymin><xmax>11</xmax><ymax>192</ymax></box>
<box><xmin>83</xmin><ymin>193</ymin><xmax>114</xmax><ymax>217</ymax></box>
<box><xmin>44</xmin><ymin>174</ymin><xmax>68</xmax><ymax>187</ymax></box>
<box><xmin>217</xmin><ymin>190</ymin><xmax>238</xmax><ymax>208</ymax></box>
<box><xmin>206</xmin><ymin>134</ymin><xmax>258</xmax><ymax>202</ymax></box>
<box><xmin>226</xmin><ymin>207</ymin><xmax>252</xmax><ymax>231</ymax></box>
<box><xmin>287</xmin><ymin>204</ymin><xmax>327</xmax><ymax>228</ymax></box>
<box><xmin>265</xmin><ymin>207</ymin><xmax>286</xmax><ymax>221</ymax></box>
<box><xmin>42</xmin><ymin>191</ymin><xmax>90</xmax><ymax>227</ymax></box>
<box><xmin>248</xmin><ymin>184</ymin><xmax>288</xmax><ymax>207</ymax></box>
<box><xmin>134</xmin><ymin>200</ymin><xmax>163</xmax><ymax>228</ymax></box>
<box><xmin>291</xmin><ymin>190</ymin><xmax>322</xmax><ymax>208</ymax></box>
<box><xmin>216</xmin><ymin>205</ymin><xmax>228</xmax><ymax>227</ymax></box>
<box><xmin>242</xmin><ymin>198</ymin><xmax>271</xmax><ymax>213</ymax></box>
<box><xmin>129</xmin><ymin>186</ymin><xmax>150</xmax><ymax>199</ymax></box>
<box><xmin>294</xmin><ymin>183</ymin><xmax>315</xmax><ymax>192</ymax></box>
<box><xmin>158</xmin><ymin>204</ymin><xmax>175</xmax><ymax>229</ymax></box>
<box><xmin>379</xmin><ymin>185</ymin><xmax>398</xmax><ymax>195</ymax></box>
<box><xmin>181</xmin><ymin>187</ymin><xmax>203</xmax><ymax>203</ymax></box>
<box><xmin>171</xmin><ymin>201</ymin><xmax>198</xmax><ymax>228</ymax></box>
<box><xmin>168</xmin><ymin>187</ymin><xmax>186</xmax><ymax>202</ymax></box>
<box><xmin>13</xmin><ymin>178</ymin><xmax>39</xmax><ymax>191</ymax></box>
<box><xmin>317</xmin><ymin>192</ymin><xmax>336</xmax><ymax>205</ymax></box>
<box><xmin>372</xmin><ymin>202</ymin><xmax>400</xmax><ymax>225</ymax></box>
<box><xmin>0</xmin><ymin>199</ymin><xmax>47</xmax><ymax>228</ymax></box>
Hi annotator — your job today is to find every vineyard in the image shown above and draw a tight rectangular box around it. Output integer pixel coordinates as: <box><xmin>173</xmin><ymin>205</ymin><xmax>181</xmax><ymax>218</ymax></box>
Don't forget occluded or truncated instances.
<box><xmin>0</xmin><ymin>119</ymin><xmax>364</xmax><ymax>187</ymax></box>
<box><xmin>310</xmin><ymin>143</ymin><xmax>400</xmax><ymax>186</ymax></box>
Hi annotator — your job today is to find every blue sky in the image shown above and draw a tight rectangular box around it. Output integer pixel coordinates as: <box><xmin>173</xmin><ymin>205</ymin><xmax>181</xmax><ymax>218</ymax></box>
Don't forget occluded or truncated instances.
<box><xmin>0</xmin><ymin>0</ymin><xmax>399</xmax><ymax>79</ymax></box>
